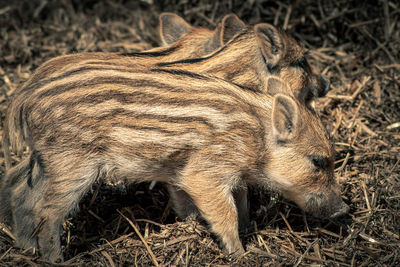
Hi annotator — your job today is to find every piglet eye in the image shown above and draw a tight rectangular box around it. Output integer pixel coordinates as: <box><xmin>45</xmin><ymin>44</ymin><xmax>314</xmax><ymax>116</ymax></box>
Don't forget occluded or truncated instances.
<box><xmin>308</xmin><ymin>155</ymin><xmax>329</xmax><ymax>170</ymax></box>
<box><xmin>293</xmin><ymin>58</ymin><xmax>308</xmax><ymax>70</ymax></box>
<box><xmin>297</xmin><ymin>59</ymin><xmax>305</xmax><ymax>68</ymax></box>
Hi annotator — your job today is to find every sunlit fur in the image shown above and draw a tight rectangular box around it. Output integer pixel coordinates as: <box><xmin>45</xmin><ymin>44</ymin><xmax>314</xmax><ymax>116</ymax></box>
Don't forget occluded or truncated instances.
<box><xmin>0</xmin><ymin>14</ymin><xmax>341</xmax><ymax>262</ymax></box>
<box><xmin>0</xmin><ymin>68</ymin><xmax>346</xmax><ymax>262</ymax></box>
<box><xmin>2</xmin><ymin>14</ymin><xmax>327</xmax><ymax>170</ymax></box>
<box><xmin>264</xmin><ymin>98</ymin><xmax>346</xmax><ymax>218</ymax></box>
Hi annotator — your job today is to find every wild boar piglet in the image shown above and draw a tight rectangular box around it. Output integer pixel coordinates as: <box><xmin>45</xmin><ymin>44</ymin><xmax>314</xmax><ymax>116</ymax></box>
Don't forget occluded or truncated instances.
<box><xmin>0</xmin><ymin>69</ymin><xmax>347</xmax><ymax>262</ymax></box>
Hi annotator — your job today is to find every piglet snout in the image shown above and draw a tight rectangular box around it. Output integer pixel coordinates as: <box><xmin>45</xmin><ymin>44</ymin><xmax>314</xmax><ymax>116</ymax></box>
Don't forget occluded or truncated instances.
<box><xmin>330</xmin><ymin>201</ymin><xmax>350</xmax><ymax>219</ymax></box>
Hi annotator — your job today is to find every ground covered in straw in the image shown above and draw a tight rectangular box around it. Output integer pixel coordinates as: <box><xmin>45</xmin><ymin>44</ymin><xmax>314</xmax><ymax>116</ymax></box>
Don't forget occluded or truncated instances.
<box><xmin>0</xmin><ymin>0</ymin><xmax>399</xmax><ymax>266</ymax></box>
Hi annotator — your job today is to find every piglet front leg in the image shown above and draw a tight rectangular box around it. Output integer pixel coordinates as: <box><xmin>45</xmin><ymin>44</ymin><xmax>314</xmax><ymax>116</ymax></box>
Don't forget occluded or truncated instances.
<box><xmin>178</xmin><ymin>157</ymin><xmax>245</xmax><ymax>256</ymax></box>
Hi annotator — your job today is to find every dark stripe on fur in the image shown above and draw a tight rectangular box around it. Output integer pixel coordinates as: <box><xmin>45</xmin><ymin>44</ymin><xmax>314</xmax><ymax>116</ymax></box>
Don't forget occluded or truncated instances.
<box><xmin>151</xmin><ymin>68</ymin><xmax>209</xmax><ymax>80</ymax></box>
<box><xmin>35</xmin><ymin>76</ymin><xmax>176</xmax><ymax>98</ymax></box>
<box><xmin>231</xmin><ymin>82</ymin><xmax>260</xmax><ymax>94</ymax></box>
<box><xmin>121</xmin><ymin>44</ymin><xmax>180</xmax><ymax>57</ymax></box>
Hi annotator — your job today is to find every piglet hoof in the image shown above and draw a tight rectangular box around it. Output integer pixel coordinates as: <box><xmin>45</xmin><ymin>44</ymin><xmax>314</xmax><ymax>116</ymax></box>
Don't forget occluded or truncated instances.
<box><xmin>40</xmin><ymin>246</ymin><xmax>64</xmax><ymax>263</ymax></box>
<box><xmin>223</xmin><ymin>241</ymin><xmax>245</xmax><ymax>258</ymax></box>
<box><xmin>43</xmin><ymin>252</ymin><xmax>64</xmax><ymax>263</ymax></box>
<box><xmin>186</xmin><ymin>211</ymin><xmax>200</xmax><ymax>221</ymax></box>
<box><xmin>15</xmin><ymin>238</ymin><xmax>39</xmax><ymax>256</ymax></box>
<box><xmin>229</xmin><ymin>246</ymin><xmax>246</xmax><ymax>258</ymax></box>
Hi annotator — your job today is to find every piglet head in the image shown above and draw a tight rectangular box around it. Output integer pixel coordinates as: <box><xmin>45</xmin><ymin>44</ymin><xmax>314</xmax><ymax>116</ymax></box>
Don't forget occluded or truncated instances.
<box><xmin>264</xmin><ymin>78</ymin><xmax>348</xmax><ymax>219</ymax></box>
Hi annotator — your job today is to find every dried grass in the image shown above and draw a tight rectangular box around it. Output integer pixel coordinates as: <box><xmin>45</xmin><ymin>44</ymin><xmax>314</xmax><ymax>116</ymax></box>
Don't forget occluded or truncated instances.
<box><xmin>0</xmin><ymin>0</ymin><xmax>399</xmax><ymax>266</ymax></box>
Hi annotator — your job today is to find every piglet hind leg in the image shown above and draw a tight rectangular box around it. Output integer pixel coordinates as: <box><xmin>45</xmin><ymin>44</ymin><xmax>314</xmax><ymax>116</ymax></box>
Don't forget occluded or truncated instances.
<box><xmin>8</xmin><ymin>153</ymin><xmax>46</xmax><ymax>255</ymax></box>
<box><xmin>1</xmin><ymin>156</ymin><xmax>32</xmax><ymax>226</ymax></box>
<box><xmin>10</xmin><ymin>175</ymin><xmax>40</xmax><ymax>254</ymax></box>
<box><xmin>178</xmin><ymin>160</ymin><xmax>245</xmax><ymax>257</ymax></box>
<box><xmin>32</xmin><ymin>160</ymin><xmax>101</xmax><ymax>262</ymax></box>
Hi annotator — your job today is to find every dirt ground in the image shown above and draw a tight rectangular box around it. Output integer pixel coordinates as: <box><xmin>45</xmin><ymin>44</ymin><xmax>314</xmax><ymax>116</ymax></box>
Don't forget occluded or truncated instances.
<box><xmin>0</xmin><ymin>0</ymin><xmax>399</xmax><ymax>266</ymax></box>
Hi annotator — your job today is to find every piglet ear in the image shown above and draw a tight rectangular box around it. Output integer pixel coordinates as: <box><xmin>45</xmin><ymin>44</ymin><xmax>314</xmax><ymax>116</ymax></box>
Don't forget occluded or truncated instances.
<box><xmin>202</xmin><ymin>22</ymin><xmax>223</xmax><ymax>54</ymax></box>
<box><xmin>254</xmin><ymin>23</ymin><xmax>284</xmax><ymax>68</ymax></box>
<box><xmin>272</xmin><ymin>94</ymin><xmax>300</xmax><ymax>142</ymax></box>
<box><xmin>219</xmin><ymin>14</ymin><xmax>246</xmax><ymax>45</ymax></box>
<box><xmin>266</xmin><ymin>76</ymin><xmax>291</xmax><ymax>96</ymax></box>
<box><xmin>159</xmin><ymin>13</ymin><xmax>192</xmax><ymax>45</ymax></box>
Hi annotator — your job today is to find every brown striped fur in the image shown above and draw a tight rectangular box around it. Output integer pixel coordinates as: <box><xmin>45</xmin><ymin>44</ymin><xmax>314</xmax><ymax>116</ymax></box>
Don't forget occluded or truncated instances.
<box><xmin>2</xmin><ymin>13</ymin><xmax>328</xmax><ymax>170</ymax></box>
<box><xmin>0</xmin><ymin>13</ymin><xmax>344</xmax><ymax>262</ymax></box>
<box><xmin>1</xmin><ymin>13</ymin><xmax>219</xmax><ymax>170</ymax></box>
<box><xmin>1</xmin><ymin>67</ymin><xmax>347</xmax><ymax>261</ymax></box>
<box><xmin>1</xmin><ymin>14</ymin><xmax>330</xmax><ymax>225</ymax></box>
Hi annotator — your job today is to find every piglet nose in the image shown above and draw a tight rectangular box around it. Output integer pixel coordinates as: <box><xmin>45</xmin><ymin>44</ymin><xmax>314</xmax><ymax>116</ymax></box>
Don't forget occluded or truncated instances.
<box><xmin>319</xmin><ymin>75</ymin><xmax>330</xmax><ymax>97</ymax></box>
<box><xmin>330</xmin><ymin>202</ymin><xmax>350</xmax><ymax>219</ymax></box>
